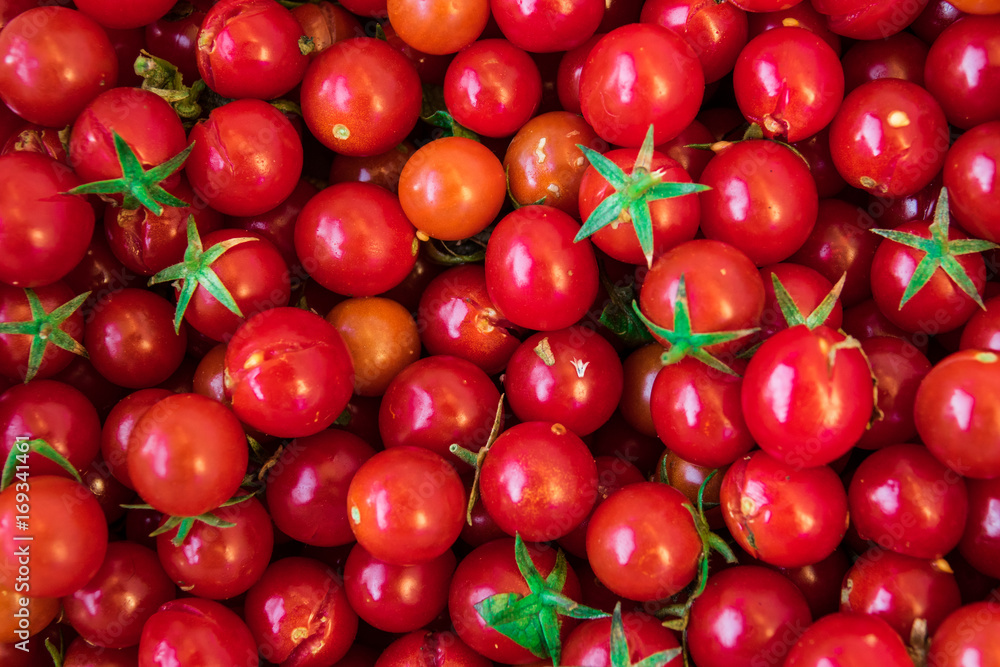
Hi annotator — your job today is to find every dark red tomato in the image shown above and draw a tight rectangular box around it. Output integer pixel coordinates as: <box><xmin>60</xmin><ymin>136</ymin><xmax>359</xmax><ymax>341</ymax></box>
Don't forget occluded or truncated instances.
<box><xmin>491</xmin><ymin>0</ymin><xmax>603</xmax><ymax>52</ymax></box>
<box><xmin>578</xmin><ymin>150</ymin><xmax>701</xmax><ymax>265</ymax></box>
<box><xmin>226</xmin><ymin>178</ymin><xmax>316</xmax><ymax>271</ymax></box>
<box><xmin>768</xmin><ymin>547</ymin><xmax>851</xmax><ymax>619</ymax></box>
<box><xmin>699</xmin><ymin>140</ymin><xmax>818</xmax><ymax>266</ymax></box>
<box><xmin>347</xmin><ymin>446</ymin><xmax>466</xmax><ymax>565</ymax></box>
<box><xmin>177</xmin><ymin>230</ymin><xmax>290</xmax><ymax>342</ymax></box>
<box><xmin>292</xmin><ymin>2</ymin><xmax>364</xmax><ymax>57</ymax></box>
<box><xmin>790</xmin><ymin>127</ymin><xmax>847</xmax><ymax>197</ymax></box>
<box><xmin>156</xmin><ymin>495</ymin><xmax>272</xmax><ymax>600</ymax></box>
<box><xmin>655</xmin><ymin>119</ymin><xmax>715</xmax><ymax>183</ymax></box>
<box><xmin>244</xmin><ymin>557</ymin><xmax>357</xmax><ymax>666</ymax></box>
<box><xmin>746</xmin><ymin>2</ymin><xmax>842</xmax><ymax>55</ymax></box>
<box><xmin>138</xmin><ymin>597</ymin><xmax>258</xmax><ymax>667</ymax></box>
<box><xmin>924</xmin><ymin>16</ymin><xmax>1000</xmax><ymax>129</ymax></box>
<box><xmin>375</xmin><ymin>631</ymin><xmax>491</xmax><ymax>667</ymax></box>
<box><xmin>52</xmin><ymin>355</ymin><xmax>129</xmax><ymax>421</ymax></box>
<box><xmin>915</xmin><ymin>349</ymin><xmax>1000</xmax><ymax>478</ymax></box>
<box><xmin>721</xmin><ymin>451</ymin><xmax>848</xmax><ymax>568</ymax></box>
<box><xmin>842</xmin><ymin>31</ymin><xmax>928</xmax><ymax>93</ymax></box>
<box><xmin>379</xmin><ymin>20</ymin><xmax>453</xmax><ymax>85</ymax></box>
<box><xmin>85</xmin><ymin>288</ymin><xmax>187</xmax><ymax>389</ymax></box>
<box><xmin>784</xmin><ymin>612</ymin><xmax>912</xmax><ymax>666</ymax></box>
<box><xmin>841</xmin><ymin>548</ymin><xmax>961</xmax><ymax>639</ymax></box>
<box><xmin>265</xmin><ymin>429</ymin><xmax>375</xmax><ymax>547</ymax></box>
<box><xmin>558</xmin><ymin>455</ymin><xmax>646</xmax><ymax>558</ymax></box>
<box><xmin>741</xmin><ymin>324</ymin><xmax>874</xmax><ymax>468</ymax></box>
<box><xmin>329</xmin><ymin>142</ymin><xmax>414</xmax><ymax>196</ymax></box>
<box><xmin>814</xmin><ymin>0</ymin><xmax>930</xmax><ymax>40</ymax></box>
<box><xmin>651</xmin><ymin>357</ymin><xmax>753</xmax><ymax>468</ymax></box>
<box><xmin>641</xmin><ymin>0</ymin><xmax>747</xmax><ymax>84</ymax></box>
<box><xmin>443</xmin><ymin>39</ymin><xmax>541</xmax><ymax>138</ymax></box>
<box><xmin>871</xmin><ymin>220</ymin><xmax>987</xmax><ymax>334</ymax></box>
<box><xmin>587</xmin><ymin>482</ymin><xmax>702</xmax><ymax>601</ymax></box>
<box><xmin>579</xmin><ymin>23</ymin><xmax>704</xmax><ymax>147</ymax></box>
<box><xmin>64</xmin><ymin>641</ymin><xmax>139</xmax><ymax>667</ymax></box>
<box><xmin>849</xmin><ymin>444</ymin><xmax>968</xmax><ymax>559</ymax></box>
<box><xmin>302</xmin><ymin>37</ymin><xmax>421</xmax><ymax>156</ymax></box>
<box><xmin>127</xmin><ymin>393</ymin><xmax>248</xmax><ymax>517</ymax></box>
<box><xmin>829</xmin><ymin>78</ymin><xmax>950</xmax><ymax>197</ymax></box>
<box><xmin>788</xmin><ymin>198</ymin><xmax>879</xmax><ymax>308</ymax></box>
<box><xmin>144</xmin><ymin>6</ymin><xmax>206</xmax><ymax>83</ymax></box>
<box><xmin>504</xmin><ymin>327</ymin><xmax>623</xmax><ymax>436</ymax></box>
<box><xmin>961</xmin><ymin>294</ymin><xmax>1000</xmax><ymax>351</ymax></box>
<box><xmin>944</xmin><ymin>120</ymin><xmax>1000</xmax><ymax>243</ymax></box>
<box><xmin>856</xmin><ymin>337</ymin><xmax>932</xmax><ymax>449</ymax></box>
<box><xmin>386</xmin><ymin>0</ymin><xmax>488</xmax><ymax>55</ymax></box>
<box><xmin>0</xmin><ymin>152</ymin><xmax>95</xmax><ymax>287</ymax></box>
<box><xmin>485</xmin><ymin>205</ymin><xmax>599</xmax><ymax>331</ymax></box>
<box><xmin>106</xmin><ymin>176</ymin><xmax>224</xmax><ymax>277</ymax></box>
<box><xmin>562</xmin><ymin>609</ymin><xmax>681</xmax><ymax>667</ymax></box>
<box><xmin>104</xmin><ymin>26</ymin><xmax>146</xmax><ymax>88</ymax></box>
<box><xmin>0</xmin><ymin>380</ymin><xmax>100</xmax><ymax>479</ymax></box>
<box><xmin>911</xmin><ymin>0</ymin><xmax>967</xmax><ymax>42</ymax></box>
<box><xmin>416</xmin><ymin>265</ymin><xmax>521</xmax><ymax>375</ymax></box>
<box><xmin>0</xmin><ymin>7</ymin><xmax>117</xmax><ymax>128</ymax></box>
<box><xmin>296</xmin><ymin>182</ymin><xmax>418</xmax><ymax>297</ymax></box>
<box><xmin>480</xmin><ymin>421</ymin><xmax>598</xmax><ymax>541</ymax></box>
<box><xmin>928</xmin><ymin>602</ymin><xmax>1000</xmax><ymax>667</ymax></box>
<box><xmin>960</xmin><ymin>477</ymin><xmax>1000</xmax><ymax>579</ymax></box>
<box><xmin>733</xmin><ymin>27</ymin><xmax>843</xmax><ymax>142</ymax></box>
<box><xmin>397</xmin><ymin>136</ymin><xmax>506</xmax><ymax>241</ymax></box>
<box><xmin>730</xmin><ymin>0</ymin><xmax>801</xmax><ymax>10</ymax></box>
<box><xmin>75</xmin><ymin>0</ymin><xmax>175</xmax><ymax>29</ymax></box>
<box><xmin>187</xmin><ymin>99</ymin><xmax>303</xmax><ymax>217</ymax></box>
<box><xmin>225</xmin><ymin>307</ymin><xmax>354</xmax><ymax>438</ymax></box>
<box><xmin>0</xmin><ymin>282</ymin><xmax>85</xmax><ymax>382</ymax></box>
<box><xmin>688</xmin><ymin>565</ymin><xmax>812</xmax><ymax>667</ymax></box>
<box><xmin>448</xmin><ymin>537</ymin><xmax>583</xmax><ymax>664</ymax></box>
<box><xmin>757</xmin><ymin>263</ymin><xmax>842</xmax><ymax>341</ymax></box>
<box><xmin>68</xmin><ymin>87</ymin><xmax>187</xmax><ymax>186</ymax></box>
<box><xmin>196</xmin><ymin>0</ymin><xmax>308</xmax><ymax>100</ymax></box>
<box><xmin>555</xmin><ymin>34</ymin><xmax>603</xmax><ymax>115</ymax></box>
<box><xmin>100</xmin><ymin>388</ymin><xmax>173</xmax><ymax>490</ymax></box>
<box><xmin>0</xmin><ymin>475</ymin><xmax>108</xmax><ymax>598</ymax></box>
<box><xmin>638</xmin><ymin>239</ymin><xmax>765</xmax><ymax>356</ymax></box>
<box><xmin>62</xmin><ymin>541</ymin><xmax>175</xmax><ymax>649</ymax></box>
<box><xmin>343</xmin><ymin>543</ymin><xmax>455</xmax><ymax>633</ymax></box>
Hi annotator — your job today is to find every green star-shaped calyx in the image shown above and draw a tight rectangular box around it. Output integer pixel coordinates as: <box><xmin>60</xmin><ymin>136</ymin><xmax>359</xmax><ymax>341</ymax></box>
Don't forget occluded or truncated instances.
<box><xmin>632</xmin><ymin>274</ymin><xmax>758</xmax><ymax>376</ymax></box>
<box><xmin>1</xmin><ymin>438</ymin><xmax>82</xmax><ymax>491</ymax></box>
<box><xmin>609</xmin><ymin>602</ymin><xmax>683</xmax><ymax>667</ymax></box>
<box><xmin>575</xmin><ymin>125</ymin><xmax>711</xmax><ymax>268</ymax></box>
<box><xmin>871</xmin><ymin>187</ymin><xmax>998</xmax><ymax>310</ymax></box>
<box><xmin>148</xmin><ymin>216</ymin><xmax>257</xmax><ymax>333</ymax></box>
<box><xmin>0</xmin><ymin>289</ymin><xmax>90</xmax><ymax>382</ymax></box>
<box><xmin>474</xmin><ymin>534</ymin><xmax>610</xmax><ymax>665</ymax></box>
<box><xmin>121</xmin><ymin>493</ymin><xmax>254</xmax><ymax>546</ymax></box>
<box><xmin>772</xmin><ymin>272</ymin><xmax>846</xmax><ymax>331</ymax></box>
<box><xmin>66</xmin><ymin>130</ymin><xmax>193</xmax><ymax>215</ymax></box>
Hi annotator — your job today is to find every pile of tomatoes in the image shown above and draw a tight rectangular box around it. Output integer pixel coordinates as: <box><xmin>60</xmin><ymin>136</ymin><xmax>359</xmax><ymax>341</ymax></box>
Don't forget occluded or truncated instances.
<box><xmin>1</xmin><ymin>0</ymin><xmax>1000</xmax><ymax>665</ymax></box>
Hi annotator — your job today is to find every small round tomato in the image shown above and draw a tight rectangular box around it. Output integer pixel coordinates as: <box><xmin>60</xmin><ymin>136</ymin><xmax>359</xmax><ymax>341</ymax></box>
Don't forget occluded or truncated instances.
<box><xmin>138</xmin><ymin>598</ymin><xmax>259</xmax><ymax>667</ymax></box>
<box><xmin>386</xmin><ymin>0</ymin><xmax>489</xmax><ymax>55</ymax></box>
<box><xmin>75</xmin><ymin>0</ymin><xmax>175</xmax><ymax>29</ymax></box>
<box><xmin>491</xmin><ymin>0</ymin><xmax>604</xmax><ymax>52</ymax></box>
<box><xmin>641</xmin><ymin>0</ymin><xmax>749</xmax><ymax>84</ymax></box>
<box><xmin>924</xmin><ymin>16</ymin><xmax>1000</xmax><ymax>130</ymax></box>
<box><xmin>928</xmin><ymin>602</ymin><xmax>1000</xmax><ymax>667</ymax></box>
<box><xmin>0</xmin><ymin>282</ymin><xmax>86</xmax><ymax>382</ymax></box>
<box><xmin>944</xmin><ymin>120</ymin><xmax>1000</xmax><ymax>243</ymax></box>
<box><xmin>563</xmin><ymin>609</ymin><xmax>682</xmax><ymax>667</ymax></box>
<box><xmin>784</xmin><ymin>613</ymin><xmax>912</xmax><ymax>666</ymax></box>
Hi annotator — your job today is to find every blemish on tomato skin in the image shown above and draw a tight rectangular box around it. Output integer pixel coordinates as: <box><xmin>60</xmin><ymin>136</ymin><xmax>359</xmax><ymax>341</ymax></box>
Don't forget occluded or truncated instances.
<box><xmin>550</xmin><ymin>423</ymin><xmax>566</xmax><ymax>435</ymax></box>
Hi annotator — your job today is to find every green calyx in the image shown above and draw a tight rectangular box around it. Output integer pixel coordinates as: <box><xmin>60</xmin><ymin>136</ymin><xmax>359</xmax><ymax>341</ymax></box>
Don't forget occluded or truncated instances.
<box><xmin>121</xmin><ymin>493</ymin><xmax>254</xmax><ymax>547</ymax></box>
<box><xmin>576</xmin><ymin>125</ymin><xmax>711</xmax><ymax>269</ymax></box>
<box><xmin>134</xmin><ymin>49</ymin><xmax>206</xmax><ymax>121</ymax></box>
<box><xmin>632</xmin><ymin>274</ymin><xmax>758</xmax><ymax>376</ymax></box>
<box><xmin>420</xmin><ymin>84</ymin><xmax>479</xmax><ymax>141</ymax></box>
<box><xmin>0</xmin><ymin>289</ymin><xmax>90</xmax><ymax>382</ymax></box>
<box><xmin>609</xmin><ymin>602</ymin><xmax>683</xmax><ymax>667</ymax></box>
<box><xmin>475</xmin><ymin>534</ymin><xmax>610</xmax><ymax>665</ymax></box>
<box><xmin>65</xmin><ymin>130</ymin><xmax>193</xmax><ymax>215</ymax></box>
<box><xmin>449</xmin><ymin>394</ymin><xmax>505</xmax><ymax>525</ymax></box>
<box><xmin>148</xmin><ymin>216</ymin><xmax>257</xmax><ymax>333</ymax></box>
<box><xmin>1</xmin><ymin>438</ymin><xmax>82</xmax><ymax>492</ymax></box>
<box><xmin>872</xmin><ymin>187</ymin><xmax>998</xmax><ymax>310</ymax></box>
<box><xmin>772</xmin><ymin>272</ymin><xmax>846</xmax><ymax>331</ymax></box>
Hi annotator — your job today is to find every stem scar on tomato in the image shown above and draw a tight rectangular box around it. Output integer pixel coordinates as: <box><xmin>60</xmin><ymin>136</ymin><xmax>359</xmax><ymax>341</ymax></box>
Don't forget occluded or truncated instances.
<box><xmin>0</xmin><ymin>288</ymin><xmax>90</xmax><ymax>382</ymax></box>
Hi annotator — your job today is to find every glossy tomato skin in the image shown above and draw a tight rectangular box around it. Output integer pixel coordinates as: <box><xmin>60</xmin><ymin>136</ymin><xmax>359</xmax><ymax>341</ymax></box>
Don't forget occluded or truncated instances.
<box><xmin>144</xmin><ymin>7</ymin><xmax>206</xmax><ymax>82</ymax></box>
<box><xmin>733</xmin><ymin>27</ymin><xmax>844</xmax><ymax>142</ymax></box>
<box><xmin>85</xmin><ymin>288</ymin><xmax>187</xmax><ymax>389</ymax></box>
<box><xmin>196</xmin><ymin>0</ymin><xmax>309</xmax><ymax>100</ymax></box>
<box><xmin>928</xmin><ymin>602</ymin><xmax>1000</xmax><ymax>667</ymax></box>
<box><xmin>0</xmin><ymin>152</ymin><xmax>95</xmax><ymax>287</ymax></box>
<box><xmin>856</xmin><ymin>337</ymin><xmax>932</xmax><ymax>449</ymax></box>
<box><xmin>960</xmin><ymin>477</ymin><xmax>1000</xmax><ymax>578</ymax></box>
<box><xmin>296</xmin><ymin>182</ymin><xmax>418</xmax><ymax>297</ymax></box>
<box><xmin>301</xmin><ymin>37</ymin><xmax>422</xmax><ymax>156</ymax></box>
<box><xmin>243</xmin><ymin>557</ymin><xmax>358</xmax><ymax>667</ymax></box>
<box><xmin>491</xmin><ymin>0</ymin><xmax>603</xmax><ymax>52</ymax></box>
<box><xmin>138</xmin><ymin>597</ymin><xmax>258</xmax><ymax>667</ymax></box>
<box><xmin>914</xmin><ymin>350</ymin><xmax>1000</xmax><ymax>478</ymax></box>
<box><xmin>386</xmin><ymin>0</ymin><xmax>489</xmax><ymax>55</ymax></box>
<box><xmin>448</xmin><ymin>537</ymin><xmax>582</xmax><ymax>664</ymax></box>
<box><xmin>376</xmin><ymin>631</ymin><xmax>491</xmax><ymax>667</ymax></box>
<box><xmin>225</xmin><ymin>307</ymin><xmax>354</xmax><ymax>438</ymax></box>
<box><xmin>924</xmin><ymin>16</ymin><xmax>1000</xmax><ymax>130</ymax></box>
<box><xmin>841</xmin><ymin>31</ymin><xmax>928</xmax><ymax>93</ymax></box>
<box><xmin>127</xmin><ymin>393</ymin><xmax>248</xmax><ymax>518</ymax></box>
<box><xmin>579</xmin><ymin>23</ymin><xmax>704</xmax><ymax>147</ymax></box>
<box><xmin>187</xmin><ymin>99</ymin><xmax>303</xmax><ymax>217</ymax></box>
<box><xmin>741</xmin><ymin>325</ymin><xmax>874</xmax><ymax>468</ymax></box>
<box><xmin>558</xmin><ymin>455</ymin><xmax>647</xmax><ymax>558</ymax></box>
<box><xmin>100</xmin><ymin>388</ymin><xmax>173</xmax><ymax>490</ymax></box>
<box><xmin>0</xmin><ymin>475</ymin><xmax>108</xmax><ymax>599</ymax></box>
<box><xmin>687</xmin><ymin>565</ymin><xmax>812</xmax><ymax>667</ymax></box>
<box><xmin>562</xmin><ymin>609</ymin><xmax>682</xmax><ymax>667</ymax></box>
<box><xmin>698</xmin><ymin>140</ymin><xmax>819</xmax><ymax>266</ymax></box>
<box><xmin>0</xmin><ymin>7</ymin><xmax>117</xmax><ymax>128</ymax></box>
<box><xmin>485</xmin><ymin>205</ymin><xmax>599</xmax><ymax>331</ymax></box>
<box><xmin>347</xmin><ymin>446</ymin><xmax>466</xmax><ymax>565</ymax></box>
<box><xmin>0</xmin><ymin>282</ymin><xmax>85</xmax><ymax>382</ymax></box>
<box><xmin>721</xmin><ymin>451</ymin><xmax>849</xmax><ymax>568</ymax></box>
<box><xmin>504</xmin><ymin>327</ymin><xmax>623</xmax><ymax>436</ymax></box>
<box><xmin>944</xmin><ymin>120</ymin><xmax>1000</xmax><ymax>243</ymax></box>
<box><xmin>587</xmin><ymin>482</ymin><xmax>702</xmax><ymax>601</ymax></box>
<box><xmin>641</xmin><ymin>0</ymin><xmax>748</xmax><ymax>84</ymax></box>
<box><xmin>784</xmin><ymin>612</ymin><xmax>912</xmax><ymax>667</ymax></box>
<box><xmin>75</xmin><ymin>0</ymin><xmax>175</xmax><ymax>29</ymax></box>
